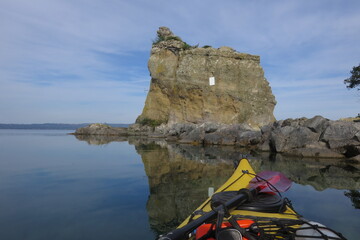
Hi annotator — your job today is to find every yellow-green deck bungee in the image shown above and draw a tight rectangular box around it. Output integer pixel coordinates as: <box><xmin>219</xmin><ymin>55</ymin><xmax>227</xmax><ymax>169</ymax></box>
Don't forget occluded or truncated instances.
<box><xmin>178</xmin><ymin>159</ymin><xmax>299</xmax><ymax>229</ymax></box>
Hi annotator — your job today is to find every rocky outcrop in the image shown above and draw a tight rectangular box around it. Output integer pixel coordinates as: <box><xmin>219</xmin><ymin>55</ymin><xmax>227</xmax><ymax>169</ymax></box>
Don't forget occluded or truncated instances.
<box><xmin>72</xmin><ymin>28</ymin><xmax>360</xmax><ymax>163</ymax></box>
<box><xmin>150</xmin><ymin>116</ymin><xmax>360</xmax><ymax>161</ymax></box>
<box><xmin>73</xmin><ymin>123</ymin><xmax>128</xmax><ymax>136</ymax></box>
<box><xmin>136</xmin><ymin>27</ymin><xmax>276</xmax><ymax>129</ymax></box>
<box><xmin>268</xmin><ymin>116</ymin><xmax>360</xmax><ymax>160</ymax></box>
<box><xmin>73</xmin><ymin>116</ymin><xmax>360</xmax><ymax>160</ymax></box>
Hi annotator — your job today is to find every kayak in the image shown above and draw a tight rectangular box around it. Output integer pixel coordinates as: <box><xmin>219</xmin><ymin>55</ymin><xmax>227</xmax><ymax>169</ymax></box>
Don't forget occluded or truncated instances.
<box><xmin>158</xmin><ymin>159</ymin><xmax>346</xmax><ymax>240</ymax></box>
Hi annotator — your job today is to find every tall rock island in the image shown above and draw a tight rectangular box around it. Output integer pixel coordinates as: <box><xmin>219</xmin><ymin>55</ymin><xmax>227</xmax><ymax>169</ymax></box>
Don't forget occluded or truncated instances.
<box><xmin>136</xmin><ymin>27</ymin><xmax>276</xmax><ymax>129</ymax></box>
<box><xmin>74</xmin><ymin>28</ymin><xmax>360</xmax><ymax>161</ymax></box>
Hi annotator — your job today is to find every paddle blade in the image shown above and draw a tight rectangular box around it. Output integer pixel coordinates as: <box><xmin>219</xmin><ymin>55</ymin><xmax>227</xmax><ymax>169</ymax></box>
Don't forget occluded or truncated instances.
<box><xmin>248</xmin><ymin>171</ymin><xmax>292</xmax><ymax>193</ymax></box>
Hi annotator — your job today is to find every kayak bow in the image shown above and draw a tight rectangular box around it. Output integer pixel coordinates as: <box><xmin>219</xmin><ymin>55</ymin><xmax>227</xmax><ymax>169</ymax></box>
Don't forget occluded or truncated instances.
<box><xmin>157</xmin><ymin>159</ymin><xmax>346</xmax><ymax>240</ymax></box>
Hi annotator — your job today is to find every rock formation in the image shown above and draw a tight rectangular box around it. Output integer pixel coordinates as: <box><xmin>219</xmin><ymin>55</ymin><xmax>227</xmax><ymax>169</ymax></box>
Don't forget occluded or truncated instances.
<box><xmin>72</xmin><ymin>27</ymin><xmax>360</xmax><ymax>161</ymax></box>
<box><xmin>73</xmin><ymin>123</ymin><xmax>128</xmax><ymax>136</ymax></box>
<box><xmin>267</xmin><ymin>116</ymin><xmax>360</xmax><ymax>160</ymax></box>
<box><xmin>136</xmin><ymin>27</ymin><xmax>276</xmax><ymax>129</ymax></box>
<box><xmin>151</xmin><ymin>116</ymin><xmax>360</xmax><ymax>161</ymax></box>
<box><xmin>73</xmin><ymin>116</ymin><xmax>360</xmax><ymax>161</ymax></box>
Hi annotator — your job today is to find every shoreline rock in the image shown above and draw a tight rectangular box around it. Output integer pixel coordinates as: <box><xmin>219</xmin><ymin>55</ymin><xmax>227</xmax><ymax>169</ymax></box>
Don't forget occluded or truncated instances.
<box><xmin>73</xmin><ymin>116</ymin><xmax>360</xmax><ymax>161</ymax></box>
<box><xmin>72</xmin><ymin>123</ymin><xmax>128</xmax><ymax>136</ymax></box>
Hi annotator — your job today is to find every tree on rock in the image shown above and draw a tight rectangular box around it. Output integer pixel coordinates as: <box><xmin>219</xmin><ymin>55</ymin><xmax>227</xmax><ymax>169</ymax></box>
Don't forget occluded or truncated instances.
<box><xmin>344</xmin><ymin>63</ymin><xmax>360</xmax><ymax>90</ymax></box>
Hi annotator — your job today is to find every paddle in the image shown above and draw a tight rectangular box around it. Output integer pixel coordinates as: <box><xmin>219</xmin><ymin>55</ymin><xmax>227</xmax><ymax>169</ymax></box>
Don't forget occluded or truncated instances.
<box><xmin>248</xmin><ymin>170</ymin><xmax>292</xmax><ymax>193</ymax></box>
<box><xmin>157</xmin><ymin>170</ymin><xmax>292</xmax><ymax>240</ymax></box>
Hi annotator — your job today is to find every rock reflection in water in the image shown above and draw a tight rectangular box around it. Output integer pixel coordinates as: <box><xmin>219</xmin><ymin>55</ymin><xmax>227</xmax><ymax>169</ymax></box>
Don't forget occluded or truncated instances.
<box><xmin>74</xmin><ymin>134</ymin><xmax>128</xmax><ymax>145</ymax></box>
<box><xmin>73</xmin><ymin>135</ymin><xmax>360</xmax><ymax>234</ymax></box>
<box><xmin>254</xmin><ymin>153</ymin><xmax>360</xmax><ymax>191</ymax></box>
<box><xmin>130</xmin><ymin>138</ymin><xmax>249</xmax><ymax>233</ymax></box>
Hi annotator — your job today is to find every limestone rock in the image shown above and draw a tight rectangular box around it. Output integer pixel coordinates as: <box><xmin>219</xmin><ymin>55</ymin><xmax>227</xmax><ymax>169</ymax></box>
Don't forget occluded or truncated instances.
<box><xmin>137</xmin><ymin>27</ymin><xmax>276</xmax><ymax>129</ymax></box>
<box><xmin>355</xmin><ymin>131</ymin><xmax>360</xmax><ymax>142</ymax></box>
<box><xmin>203</xmin><ymin>125</ymin><xmax>241</xmax><ymax>145</ymax></box>
<box><xmin>157</xmin><ymin>26</ymin><xmax>175</xmax><ymax>38</ymax></box>
<box><xmin>270</xmin><ymin>126</ymin><xmax>320</xmax><ymax>153</ymax></box>
<box><xmin>303</xmin><ymin>115</ymin><xmax>329</xmax><ymax>133</ymax></box>
<box><xmin>236</xmin><ymin>130</ymin><xmax>262</xmax><ymax>147</ymax></box>
<box><xmin>128</xmin><ymin>123</ymin><xmax>154</xmax><ymax>135</ymax></box>
<box><xmin>178</xmin><ymin>125</ymin><xmax>205</xmax><ymax>145</ymax></box>
<box><xmin>321</xmin><ymin>120</ymin><xmax>360</xmax><ymax>141</ymax></box>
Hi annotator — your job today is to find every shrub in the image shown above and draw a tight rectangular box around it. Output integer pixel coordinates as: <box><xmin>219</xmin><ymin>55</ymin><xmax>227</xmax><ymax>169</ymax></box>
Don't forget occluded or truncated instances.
<box><xmin>152</xmin><ymin>35</ymin><xmax>182</xmax><ymax>44</ymax></box>
<box><xmin>137</xmin><ymin>118</ymin><xmax>166</xmax><ymax>128</ymax></box>
<box><xmin>166</xmin><ymin>36</ymin><xmax>183</xmax><ymax>41</ymax></box>
<box><xmin>182</xmin><ymin>42</ymin><xmax>192</xmax><ymax>50</ymax></box>
<box><xmin>152</xmin><ymin>35</ymin><xmax>165</xmax><ymax>44</ymax></box>
<box><xmin>203</xmin><ymin>45</ymin><xmax>212</xmax><ymax>48</ymax></box>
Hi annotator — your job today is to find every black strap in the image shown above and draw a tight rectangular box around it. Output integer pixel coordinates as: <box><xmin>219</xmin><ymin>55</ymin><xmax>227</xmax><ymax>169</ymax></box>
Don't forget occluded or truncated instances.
<box><xmin>215</xmin><ymin>204</ymin><xmax>257</xmax><ymax>240</ymax></box>
<box><xmin>215</xmin><ymin>206</ymin><xmax>225</xmax><ymax>238</ymax></box>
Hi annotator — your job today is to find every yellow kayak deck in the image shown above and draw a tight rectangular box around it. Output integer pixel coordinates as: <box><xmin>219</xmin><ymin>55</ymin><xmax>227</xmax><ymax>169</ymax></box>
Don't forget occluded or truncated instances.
<box><xmin>178</xmin><ymin>159</ymin><xmax>299</xmax><ymax>229</ymax></box>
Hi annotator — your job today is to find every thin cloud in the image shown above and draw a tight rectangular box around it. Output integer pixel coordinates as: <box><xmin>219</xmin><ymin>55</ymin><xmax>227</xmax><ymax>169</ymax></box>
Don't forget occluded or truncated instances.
<box><xmin>0</xmin><ymin>0</ymin><xmax>359</xmax><ymax>123</ymax></box>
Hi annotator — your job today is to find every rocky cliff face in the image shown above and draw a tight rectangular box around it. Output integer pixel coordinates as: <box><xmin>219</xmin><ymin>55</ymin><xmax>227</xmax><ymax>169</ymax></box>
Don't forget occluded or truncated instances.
<box><xmin>137</xmin><ymin>27</ymin><xmax>276</xmax><ymax>129</ymax></box>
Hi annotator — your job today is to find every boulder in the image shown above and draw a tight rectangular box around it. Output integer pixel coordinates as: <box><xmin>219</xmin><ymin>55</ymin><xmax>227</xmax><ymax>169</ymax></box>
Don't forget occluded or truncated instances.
<box><xmin>270</xmin><ymin>126</ymin><xmax>320</xmax><ymax>153</ymax></box>
<box><xmin>281</xmin><ymin>117</ymin><xmax>308</xmax><ymax>128</ymax></box>
<box><xmin>203</xmin><ymin>122</ymin><xmax>224</xmax><ymax>134</ymax></box>
<box><xmin>321</xmin><ymin>121</ymin><xmax>360</xmax><ymax>142</ymax></box>
<box><xmin>166</xmin><ymin>123</ymin><xmax>196</xmax><ymax>136</ymax></box>
<box><xmin>327</xmin><ymin>139</ymin><xmax>360</xmax><ymax>151</ymax></box>
<box><xmin>204</xmin><ymin>133</ymin><xmax>227</xmax><ymax>145</ymax></box>
<box><xmin>303</xmin><ymin>115</ymin><xmax>329</xmax><ymax>133</ymax></box>
<box><xmin>236</xmin><ymin>131</ymin><xmax>262</xmax><ymax>147</ymax></box>
<box><xmin>203</xmin><ymin>124</ymin><xmax>241</xmax><ymax>145</ymax></box>
<box><xmin>178</xmin><ymin>126</ymin><xmax>205</xmax><ymax>145</ymax></box>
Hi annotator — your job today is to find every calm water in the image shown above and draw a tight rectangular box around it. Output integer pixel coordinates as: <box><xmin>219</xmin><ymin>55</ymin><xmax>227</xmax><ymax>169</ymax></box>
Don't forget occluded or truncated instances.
<box><xmin>0</xmin><ymin>130</ymin><xmax>359</xmax><ymax>240</ymax></box>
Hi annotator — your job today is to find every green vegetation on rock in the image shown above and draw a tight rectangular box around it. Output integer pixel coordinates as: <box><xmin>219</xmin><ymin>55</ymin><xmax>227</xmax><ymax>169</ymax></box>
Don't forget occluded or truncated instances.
<box><xmin>152</xmin><ymin>26</ymin><xmax>197</xmax><ymax>50</ymax></box>
<box><xmin>153</xmin><ymin>35</ymin><xmax>183</xmax><ymax>44</ymax></box>
<box><xmin>137</xmin><ymin>117</ymin><xmax>166</xmax><ymax>128</ymax></box>
<box><xmin>182</xmin><ymin>42</ymin><xmax>192</xmax><ymax>50</ymax></box>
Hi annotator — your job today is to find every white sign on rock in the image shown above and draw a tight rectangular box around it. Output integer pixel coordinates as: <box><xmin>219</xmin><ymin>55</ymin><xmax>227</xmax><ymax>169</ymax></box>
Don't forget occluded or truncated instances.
<box><xmin>209</xmin><ymin>77</ymin><xmax>215</xmax><ymax>86</ymax></box>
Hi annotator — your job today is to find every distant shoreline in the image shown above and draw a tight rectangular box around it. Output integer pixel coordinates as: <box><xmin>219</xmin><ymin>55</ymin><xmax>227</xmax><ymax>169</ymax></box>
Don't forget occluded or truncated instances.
<box><xmin>0</xmin><ymin>123</ymin><xmax>130</xmax><ymax>130</ymax></box>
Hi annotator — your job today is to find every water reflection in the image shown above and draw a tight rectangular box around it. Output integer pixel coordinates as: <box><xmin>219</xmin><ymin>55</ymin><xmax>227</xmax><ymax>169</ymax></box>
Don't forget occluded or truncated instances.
<box><xmin>254</xmin><ymin>153</ymin><xmax>360</xmax><ymax>191</ymax></box>
<box><xmin>132</xmin><ymin>139</ymin><xmax>236</xmax><ymax>233</ymax></box>
<box><xmin>76</xmin><ymin>135</ymin><xmax>360</xmax><ymax>191</ymax></box>
<box><xmin>344</xmin><ymin>190</ymin><xmax>360</xmax><ymax>209</ymax></box>
<box><xmin>74</xmin><ymin>134</ymin><xmax>128</xmax><ymax>145</ymax></box>
<box><xmin>75</xmin><ymin>135</ymin><xmax>360</xmax><ymax>235</ymax></box>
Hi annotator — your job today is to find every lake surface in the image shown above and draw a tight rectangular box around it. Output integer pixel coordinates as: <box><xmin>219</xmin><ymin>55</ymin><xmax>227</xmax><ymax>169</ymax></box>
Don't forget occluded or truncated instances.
<box><xmin>0</xmin><ymin>129</ymin><xmax>359</xmax><ymax>240</ymax></box>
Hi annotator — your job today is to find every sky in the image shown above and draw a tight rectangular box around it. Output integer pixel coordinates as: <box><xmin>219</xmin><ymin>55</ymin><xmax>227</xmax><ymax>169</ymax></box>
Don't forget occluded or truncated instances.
<box><xmin>0</xmin><ymin>0</ymin><xmax>359</xmax><ymax>124</ymax></box>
